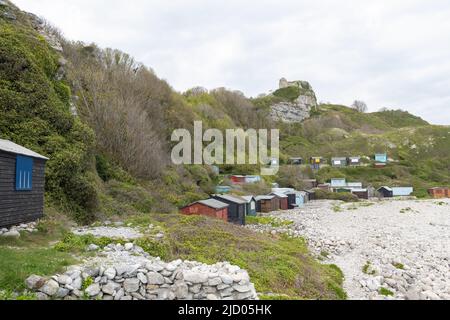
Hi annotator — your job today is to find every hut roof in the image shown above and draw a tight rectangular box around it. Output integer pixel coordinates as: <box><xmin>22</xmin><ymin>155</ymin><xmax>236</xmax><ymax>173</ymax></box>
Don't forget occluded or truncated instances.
<box><xmin>271</xmin><ymin>192</ymin><xmax>288</xmax><ymax>198</ymax></box>
<box><xmin>197</xmin><ymin>199</ymin><xmax>229</xmax><ymax>210</ymax></box>
<box><xmin>213</xmin><ymin>194</ymin><xmax>247</xmax><ymax>204</ymax></box>
<box><xmin>255</xmin><ymin>195</ymin><xmax>275</xmax><ymax>201</ymax></box>
<box><xmin>241</xmin><ymin>196</ymin><xmax>256</xmax><ymax>203</ymax></box>
<box><xmin>378</xmin><ymin>186</ymin><xmax>393</xmax><ymax>192</ymax></box>
<box><xmin>0</xmin><ymin>139</ymin><xmax>49</xmax><ymax>160</ymax></box>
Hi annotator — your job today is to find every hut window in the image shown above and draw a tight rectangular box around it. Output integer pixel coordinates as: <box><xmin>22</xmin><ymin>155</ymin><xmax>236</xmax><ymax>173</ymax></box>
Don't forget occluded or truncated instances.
<box><xmin>15</xmin><ymin>155</ymin><xmax>33</xmax><ymax>191</ymax></box>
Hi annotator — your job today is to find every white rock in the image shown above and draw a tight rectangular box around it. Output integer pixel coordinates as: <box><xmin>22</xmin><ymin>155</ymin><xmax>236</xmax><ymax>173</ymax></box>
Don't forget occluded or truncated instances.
<box><xmin>57</xmin><ymin>275</ymin><xmax>73</xmax><ymax>285</ymax></box>
<box><xmin>85</xmin><ymin>283</ymin><xmax>101</xmax><ymax>297</ymax></box>
<box><xmin>1</xmin><ymin>230</ymin><xmax>20</xmax><ymax>238</ymax></box>
<box><xmin>147</xmin><ymin>272</ymin><xmax>165</xmax><ymax>285</ymax></box>
<box><xmin>123</xmin><ymin>278</ymin><xmax>140</xmax><ymax>293</ymax></box>
<box><xmin>183</xmin><ymin>271</ymin><xmax>208</xmax><ymax>284</ymax></box>
<box><xmin>104</xmin><ymin>268</ymin><xmax>116</xmax><ymax>280</ymax></box>
<box><xmin>25</xmin><ymin>275</ymin><xmax>46</xmax><ymax>290</ymax></box>
<box><xmin>39</xmin><ymin>280</ymin><xmax>60</xmax><ymax>296</ymax></box>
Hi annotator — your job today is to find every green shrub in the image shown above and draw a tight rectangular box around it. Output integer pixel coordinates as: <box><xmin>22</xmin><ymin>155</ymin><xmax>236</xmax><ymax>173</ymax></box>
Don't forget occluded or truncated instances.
<box><xmin>273</xmin><ymin>87</ymin><xmax>301</xmax><ymax>102</ymax></box>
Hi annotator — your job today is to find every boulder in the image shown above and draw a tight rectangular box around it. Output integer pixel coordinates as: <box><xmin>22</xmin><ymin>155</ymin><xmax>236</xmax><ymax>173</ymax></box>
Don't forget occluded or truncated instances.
<box><xmin>25</xmin><ymin>275</ymin><xmax>46</xmax><ymax>290</ymax></box>
<box><xmin>123</xmin><ymin>278</ymin><xmax>140</xmax><ymax>293</ymax></box>
<box><xmin>85</xmin><ymin>283</ymin><xmax>101</xmax><ymax>297</ymax></box>
<box><xmin>104</xmin><ymin>268</ymin><xmax>116</xmax><ymax>280</ymax></box>
<box><xmin>39</xmin><ymin>280</ymin><xmax>60</xmax><ymax>296</ymax></box>
<box><xmin>1</xmin><ymin>230</ymin><xmax>20</xmax><ymax>238</ymax></box>
<box><xmin>183</xmin><ymin>271</ymin><xmax>208</xmax><ymax>284</ymax></box>
<box><xmin>146</xmin><ymin>272</ymin><xmax>165</xmax><ymax>285</ymax></box>
<box><xmin>57</xmin><ymin>275</ymin><xmax>73</xmax><ymax>286</ymax></box>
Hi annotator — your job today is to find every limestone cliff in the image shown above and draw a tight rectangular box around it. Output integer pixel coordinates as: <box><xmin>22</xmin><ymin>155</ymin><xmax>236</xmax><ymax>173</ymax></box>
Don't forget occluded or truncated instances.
<box><xmin>270</xmin><ymin>78</ymin><xmax>317</xmax><ymax>123</ymax></box>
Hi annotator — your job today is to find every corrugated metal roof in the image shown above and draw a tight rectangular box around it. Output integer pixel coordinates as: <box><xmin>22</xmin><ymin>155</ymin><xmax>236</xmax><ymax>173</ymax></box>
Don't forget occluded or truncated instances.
<box><xmin>347</xmin><ymin>182</ymin><xmax>363</xmax><ymax>188</ymax></box>
<box><xmin>241</xmin><ymin>196</ymin><xmax>256</xmax><ymax>203</ymax></box>
<box><xmin>197</xmin><ymin>199</ymin><xmax>229</xmax><ymax>209</ymax></box>
<box><xmin>351</xmin><ymin>188</ymin><xmax>368</xmax><ymax>192</ymax></box>
<box><xmin>255</xmin><ymin>195</ymin><xmax>275</xmax><ymax>201</ymax></box>
<box><xmin>271</xmin><ymin>192</ymin><xmax>288</xmax><ymax>198</ymax></box>
<box><xmin>213</xmin><ymin>194</ymin><xmax>247</xmax><ymax>204</ymax></box>
<box><xmin>0</xmin><ymin>139</ymin><xmax>49</xmax><ymax>160</ymax></box>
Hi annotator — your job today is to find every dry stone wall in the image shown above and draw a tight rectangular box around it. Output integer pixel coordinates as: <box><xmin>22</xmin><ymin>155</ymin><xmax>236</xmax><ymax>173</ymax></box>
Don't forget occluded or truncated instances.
<box><xmin>26</xmin><ymin>243</ymin><xmax>258</xmax><ymax>300</ymax></box>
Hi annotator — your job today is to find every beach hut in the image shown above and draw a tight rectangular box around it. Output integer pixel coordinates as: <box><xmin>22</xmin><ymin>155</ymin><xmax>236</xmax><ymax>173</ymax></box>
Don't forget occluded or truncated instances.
<box><xmin>392</xmin><ymin>187</ymin><xmax>414</xmax><ymax>197</ymax></box>
<box><xmin>375</xmin><ymin>153</ymin><xmax>388</xmax><ymax>163</ymax></box>
<box><xmin>289</xmin><ymin>157</ymin><xmax>303</xmax><ymax>165</ymax></box>
<box><xmin>241</xmin><ymin>196</ymin><xmax>257</xmax><ymax>216</ymax></box>
<box><xmin>272</xmin><ymin>188</ymin><xmax>299</xmax><ymax>209</ymax></box>
<box><xmin>310</xmin><ymin>157</ymin><xmax>324</xmax><ymax>170</ymax></box>
<box><xmin>180</xmin><ymin>199</ymin><xmax>229</xmax><ymax>223</ymax></box>
<box><xmin>378</xmin><ymin>186</ymin><xmax>393</xmax><ymax>198</ymax></box>
<box><xmin>211</xmin><ymin>194</ymin><xmax>247</xmax><ymax>225</ymax></box>
<box><xmin>304</xmin><ymin>189</ymin><xmax>316</xmax><ymax>201</ymax></box>
<box><xmin>230</xmin><ymin>175</ymin><xmax>246</xmax><ymax>184</ymax></box>
<box><xmin>244</xmin><ymin>175</ymin><xmax>261</xmax><ymax>184</ymax></box>
<box><xmin>215</xmin><ymin>186</ymin><xmax>232</xmax><ymax>194</ymax></box>
<box><xmin>255</xmin><ymin>195</ymin><xmax>278</xmax><ymax>213</ymax></box>
<box><xmin>331</xmin><ymin>157</ymin><xmax>347</xmax><ymax>168</ymax></box>
<box><xmin>270</xmin><ymin>192</ymin><xmax>289</xmax><ymax>210</ymax></box>
<box><xmin>428</xmin><ymin>187</ymin><xmax>449</xmax><ymax>199</ymax></box>
<box><xmin>346</xmin><ymin>182</ymin><xmax>363</xmax><ymax>190</ymax></box>
<box><xmin>317</xmin><ymin>183</ymin><xmax>331</xmax><ymax>191</ymax></box>
<box><xmin>348</xmin><ymin>157</ymin><xmax>361</xmax><ymax>166</ymax></box>
<box><xmin>331</xmin><ymin>178</ymin><xmax>347</xmax><ymax>188</ymax></box>
<box><xmin>0</xmin><ymin>139</ymin><xmax>49</xmax><ymax>228</ymax></box>
<box><xmin>351</xmin><ymin>189</ymin><xmax>369</xmax><ymax>200</ymax></box>
<box><xmin>301</xmin><ymin>179</ymin><xmax>318</xmax><ymax>189</ymax></box>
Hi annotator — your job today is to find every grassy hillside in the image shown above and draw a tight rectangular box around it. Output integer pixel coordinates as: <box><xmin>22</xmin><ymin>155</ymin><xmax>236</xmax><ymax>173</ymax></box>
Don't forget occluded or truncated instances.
<box><xmin>274</xmin><ymin>104</ymin><xmax>450</xmax><ymax>196</ymax></box>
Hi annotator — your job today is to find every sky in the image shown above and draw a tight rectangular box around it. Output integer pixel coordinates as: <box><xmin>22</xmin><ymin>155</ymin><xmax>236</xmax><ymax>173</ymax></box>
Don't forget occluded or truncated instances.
<box><xmin>13</xmin><ymin>0</ymin><xmax>450</xmax><ymax>125</ymax></box>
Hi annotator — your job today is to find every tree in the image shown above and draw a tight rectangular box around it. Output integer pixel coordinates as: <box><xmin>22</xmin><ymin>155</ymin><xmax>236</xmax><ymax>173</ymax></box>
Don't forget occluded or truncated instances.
<box><xmin>352</xmin><ymin>100</ymin><xmax>368</xmax><ymax>113</ymax></box>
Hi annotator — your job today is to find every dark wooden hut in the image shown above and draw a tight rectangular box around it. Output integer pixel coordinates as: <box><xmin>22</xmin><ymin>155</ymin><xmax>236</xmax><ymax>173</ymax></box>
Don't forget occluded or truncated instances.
<box><xmin>241</xmin><ymin>196</ymin><xmax>257</xmax><ymax>216</ymax></box>
<box><xmin>0</xmin><ymin>139</ymin><xmax>49</xmax><ymax>228</ymax></box>
<box><xmin>255</xmin><ymin>195</ymin><xmax>278</xmax><ymax>213</ymax></box>
<box><xmin>377</xmin><ymin>186</ymin><xmax>393</xmax><ymax>198</ymax></box>
<box><xmin>211</xmin><ymin>194</ymin><xmax>246</xmax><ymax>225</ymax></box>
<box><xmin>270</xmin><ymin>192</ymin><xmax>289</xmax><ymax>210</ymax></box>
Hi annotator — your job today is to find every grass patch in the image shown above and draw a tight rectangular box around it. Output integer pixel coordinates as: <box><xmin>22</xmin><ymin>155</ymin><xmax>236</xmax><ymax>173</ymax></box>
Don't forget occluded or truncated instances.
<box><xmin>392</xmin><ymin>262</ymin><xmax>404</xmax><ymax>270</ymax></box>
<box><xmin>144</xmin><ymin>214</ymin><xmax>346</xmax><ymax>300</ymax></box>
<box><xmin>0</xmin><ymin>247</ymin><xmax>75</xmax><ymax>292</ymax></box>
<box><xmin>54</xmin><ymin>233</ymin><xmax>124</xmax><ymax>252</ymax></box>
<box><xmin>362</xmin><ymin>261</ymin><xmax>376</xmax><ymax>275</ymax></box>
<box><xmin>246</xmin><ymin>216</ymin><xmax>294</xmax><ymax>228</ymax></box>
<box><xmin>379</xmin><ymin>287</ymin><xmax>394</xmax><ymax>297</ymax></box>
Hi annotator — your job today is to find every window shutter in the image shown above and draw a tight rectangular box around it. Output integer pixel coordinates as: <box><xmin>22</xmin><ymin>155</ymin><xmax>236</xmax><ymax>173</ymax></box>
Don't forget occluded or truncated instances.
<box><xmin>15</xmin><ymin>155</ymin><xmax>33</xmax><ymax>191</ymax></box>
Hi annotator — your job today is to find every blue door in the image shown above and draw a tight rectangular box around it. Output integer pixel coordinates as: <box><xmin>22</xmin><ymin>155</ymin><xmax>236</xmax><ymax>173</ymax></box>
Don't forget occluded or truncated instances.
<box><xmin>296</xmin><ymin>195</ymin><xmax>304</xmax><ymax>207</ymax></box>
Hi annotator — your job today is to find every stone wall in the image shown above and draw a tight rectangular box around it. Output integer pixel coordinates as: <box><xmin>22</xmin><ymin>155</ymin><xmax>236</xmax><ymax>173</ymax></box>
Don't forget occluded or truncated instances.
<box><xmin>26</xmin><ymin>243</ymin><xmax>258</xmax><ymax>300</ymax></box>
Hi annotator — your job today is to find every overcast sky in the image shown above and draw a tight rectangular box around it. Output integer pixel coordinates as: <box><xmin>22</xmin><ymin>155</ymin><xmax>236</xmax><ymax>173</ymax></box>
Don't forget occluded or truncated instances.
<box><xmin>14</xmin><ymin>0</ymin><xmax>450</xmax><ymax>124</ymax></box>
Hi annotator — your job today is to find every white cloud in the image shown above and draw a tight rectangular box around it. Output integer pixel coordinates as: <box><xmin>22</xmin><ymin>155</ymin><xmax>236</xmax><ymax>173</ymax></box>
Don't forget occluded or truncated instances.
<box><xmin>13</xmin><ymin>0</ymin><xmax>450</xmax><ymax>124</ymax></box>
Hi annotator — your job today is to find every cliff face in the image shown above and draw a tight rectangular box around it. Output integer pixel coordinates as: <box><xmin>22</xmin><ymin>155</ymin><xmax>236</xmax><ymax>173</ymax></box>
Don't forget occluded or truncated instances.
<box><xmin>270</xmin><ymin>78</ymin><xmax>317</xmax><ymax>123</ymax></box>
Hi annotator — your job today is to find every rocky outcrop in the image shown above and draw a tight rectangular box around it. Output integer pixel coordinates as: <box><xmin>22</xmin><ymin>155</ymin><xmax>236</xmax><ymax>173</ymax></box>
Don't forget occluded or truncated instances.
<box><xmin>26</xmin><ymin>243</ymin><xmax>258</xmax><ymax>300</ymax></box>
<box><xmin>270</xmin><ymin>78</ymin><xmax>317</xmax><ymax>123</ymax></box>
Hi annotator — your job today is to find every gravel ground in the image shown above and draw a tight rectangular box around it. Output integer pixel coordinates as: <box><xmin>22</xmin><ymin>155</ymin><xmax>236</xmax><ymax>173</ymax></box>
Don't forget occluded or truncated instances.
<box><xmin>72</xmin><ymin>226</ymin><xmax>143</xmax><ymax>240</ymax></box>
<box><xmin>260</xmin><ymin>199</ymin><xmax>450</xmax><ymax>300</ymax></box>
